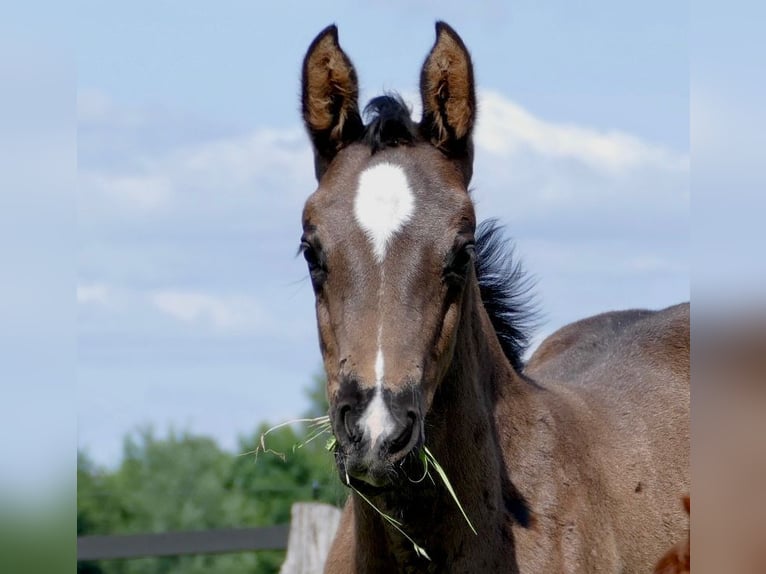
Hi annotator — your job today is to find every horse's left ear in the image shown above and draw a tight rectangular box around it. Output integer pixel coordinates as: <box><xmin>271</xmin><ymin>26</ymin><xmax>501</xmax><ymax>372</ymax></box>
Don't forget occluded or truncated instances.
<box><xmin>419</xmin><ymin>22</ymin><xmax>476</xmax><ymax>184</ymax></box>
<box><xmin>302</xmin><ymin>25</ymin><xmax>364</xmax><ymax>181</ymax></box>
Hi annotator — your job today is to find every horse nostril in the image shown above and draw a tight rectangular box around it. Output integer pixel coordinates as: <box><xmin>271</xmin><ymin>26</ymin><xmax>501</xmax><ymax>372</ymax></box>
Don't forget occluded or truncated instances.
<box><xmin>388</xmin><ymin>412</ymin><xmax>417</xmax><ymax>455</ymax></box>
<box><xmin>341</xmin><ymin>405</ymin><xmax>358</xmax><ymax>443</ymax></box>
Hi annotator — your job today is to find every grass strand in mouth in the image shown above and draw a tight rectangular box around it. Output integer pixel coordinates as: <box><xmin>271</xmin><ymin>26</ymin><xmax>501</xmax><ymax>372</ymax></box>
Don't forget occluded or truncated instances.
<box><xmin>294</xmin><ymin>418</ymin><xmax>333</xmax><ymax>451</ymax></box>
<box><xmin>422</xmin><ymin>446</ymin><xmax>478</xmax><ymax>536</ymax></box>
<box><xmin>243</xmin><ymin>415</ymin><xmax>332</xmax><ymax>461</ymax></box>
<box><xmin>349</xmin><ymin>482</ymin><xmax>431</xmax><ymax>561</ymax></box>
<box><xmin>249</xmin><ymin>416</ymin><xmax>474</xmax><ymax>557</ymax></box>
<box><xmin>346</xmin><ymin>447</ymin><xmax>476</xmax><ymax>560</ymax></box>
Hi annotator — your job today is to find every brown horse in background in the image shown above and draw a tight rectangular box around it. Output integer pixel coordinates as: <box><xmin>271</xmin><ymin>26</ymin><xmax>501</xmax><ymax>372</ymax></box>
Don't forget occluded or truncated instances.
<box><xmin>654</xmin><ymin>496</ymin><xmax>690</xmax><ymax>573</ymax></box>
<box><xmin>297</xmin><ymin>22</ymin><xmax>689</xmax><ymax>573</ymax></box>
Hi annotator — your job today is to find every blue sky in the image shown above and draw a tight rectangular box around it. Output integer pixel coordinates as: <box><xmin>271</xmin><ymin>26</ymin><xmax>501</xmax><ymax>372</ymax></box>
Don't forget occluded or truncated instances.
<box><xmin>76</xmin><ymin>1</ymin><xmax>687</xmax><ymax>147</ymax></box>
<box><xmin>74</xmin><ymin>1</ymin><xmax>690</xmax><ymax>466</ymax></box>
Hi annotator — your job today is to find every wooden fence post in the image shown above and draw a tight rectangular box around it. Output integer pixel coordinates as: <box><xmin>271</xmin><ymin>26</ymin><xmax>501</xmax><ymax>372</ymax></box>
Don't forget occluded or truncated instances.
<box><xmin>279</xmin><ymin>502</ymin><xmax>342</xmax><ymax>574</ymax></box>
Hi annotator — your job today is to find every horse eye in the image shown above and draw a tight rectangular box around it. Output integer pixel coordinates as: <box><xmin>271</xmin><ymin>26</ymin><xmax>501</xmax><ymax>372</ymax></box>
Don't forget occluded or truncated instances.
<box><xmin>444</xmin><ymin>242</ymin><xmax>475</xmax><ymax>284</ymax></box>
<box><xmin>453</xmin><ymin>243</ymin><xmax>475</xmax><ymax>269</ymax></box>
<box><xmin>299</xmin><ymin>240</ymin><xmax>327</xmax><ymax>291</ymax></box>
<box><xmin>301</xmin><ymin>242</ymin><xmax>320</xmax><ymax>270</ymax></box>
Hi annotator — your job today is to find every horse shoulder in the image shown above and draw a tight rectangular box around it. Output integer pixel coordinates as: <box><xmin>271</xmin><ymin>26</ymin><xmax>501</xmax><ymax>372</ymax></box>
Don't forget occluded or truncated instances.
<box><xmin>516</xmin><ymin>304</ymin><xmax>690</xmax><ymax>571</ymax></box>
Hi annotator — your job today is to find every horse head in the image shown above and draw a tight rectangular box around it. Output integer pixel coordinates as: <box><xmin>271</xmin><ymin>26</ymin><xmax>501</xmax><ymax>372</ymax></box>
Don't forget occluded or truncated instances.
<box><xmin>300</xmin><ymin>22</ymin><xmax>478</xmax><ymax>489</ymax></box>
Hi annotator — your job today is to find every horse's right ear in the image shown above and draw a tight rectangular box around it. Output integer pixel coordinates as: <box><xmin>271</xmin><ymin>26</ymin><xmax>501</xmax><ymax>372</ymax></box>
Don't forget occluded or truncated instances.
<box><xmin>302</xmin><ymin>25</ymin><xmax>364</xmax><ymax>180</ymax></box>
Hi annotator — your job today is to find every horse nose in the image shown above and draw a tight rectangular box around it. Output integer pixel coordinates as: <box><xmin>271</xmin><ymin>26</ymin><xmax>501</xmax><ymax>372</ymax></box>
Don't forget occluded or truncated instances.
<box><xmin>333</xmin><ymin>383</ymin><xmax>423</xmax><ymax>487</ymax></box>
<box><xmin>381</xmin><ymin>409</ymin><xmax>420</xmax><ymax>461</ymax></box>
<box><xmin>356</xmin><ymin>392</ymin><xmax>421</xmax><ymax>461</ymax></box>
<box><xmin>333</xmin><ymin>399</ymin><xmax>420</xmax><ymax>460</ymax></box>
<box><xmin>334</xmin><ymin>402</ymin><xmax>363</xmax><ymax>445</ymax></box>
<box><xmin>333</xmin><ymin>383</ymin><xmax>422</xmax><ymax>458</ymax></box>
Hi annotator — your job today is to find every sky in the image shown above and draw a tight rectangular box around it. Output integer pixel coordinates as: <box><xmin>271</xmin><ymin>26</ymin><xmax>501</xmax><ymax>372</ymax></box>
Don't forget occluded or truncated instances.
<box><xmin>72</xmin><ymin>1</ymin><xmax>690</xmax><ymax>467</ymax></box>
<box><xmin>0</xmin><ymin>9</ymin><xmax>74</xmax><ymax>499</ymax></box>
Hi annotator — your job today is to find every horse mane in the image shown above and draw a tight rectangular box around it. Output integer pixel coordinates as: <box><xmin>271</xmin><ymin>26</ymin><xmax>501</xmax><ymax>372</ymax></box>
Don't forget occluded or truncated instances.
<box><xmin>474</xmin><ymin>219</ymin><xmax>537</xmax><ymax>372</ymax></box>
<box><xmin>363</xmin><ymin>93</ymin><xmax>417</xmax><ymax>153</ymax></box>
<box><xmin>363</xmin><ymin>94</ymin><xmax>536</xmax><ymax>371</ymax></box>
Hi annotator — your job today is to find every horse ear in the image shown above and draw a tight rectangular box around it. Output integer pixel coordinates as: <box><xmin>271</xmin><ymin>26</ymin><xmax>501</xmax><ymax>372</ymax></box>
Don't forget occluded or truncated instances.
<box><xmin>419</xmin><ymin>22</ymin><xmax>476</xmax><ymax>183</ymax></box>
<box><xmin>302</xmin><ymin>25</ymin><xmax>364</xmax><ymax>180</ymax></box>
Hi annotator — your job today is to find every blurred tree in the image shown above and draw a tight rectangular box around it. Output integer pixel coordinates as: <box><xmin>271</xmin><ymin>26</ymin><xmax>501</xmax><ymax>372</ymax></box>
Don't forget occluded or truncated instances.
<box><xmin>76</xmin><ymin>370</ymin><xmax>346</xmax><ymax>574</ymax></box>
<box><xmin>78</xmin><ymin>429</ymin><xmax>262</xmax><ymax>574</ymax></box>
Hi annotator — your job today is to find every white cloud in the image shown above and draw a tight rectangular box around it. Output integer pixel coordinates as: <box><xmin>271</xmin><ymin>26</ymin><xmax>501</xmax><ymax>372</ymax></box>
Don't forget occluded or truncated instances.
<box><xmin>82</xmin><ymin>173</ymin><xmax>173</xmax><ymax>210</ymax></box>
<box><xmin>77</xmin><ymin>89</ymin><xmax>113</xmax><ymax>123</ymax></box>
<box><xmin>77</xmin><ymin>283</ymin><xmax>110</xmax><ymax>305</ymax></box>
<box><xmin>400</xmin><ymin>88</ymin><xmax>687</xmax><ymax>174</ymax></box>
<box><xmin>78</xmin><ymin>119</ymin><xmax>314</xmax><ymax>224</ymax></box>
<box><xmin>158</xmin><ymin>127</ymin><xmax>314</xmax><ymax>207</ymax></box>
<box><xmin>475</xmin><ymin>90</ymin><xmax>688</xmax><ymax>173</ymax></box>
<box><xmin>149</xmin><ymin>290</ymin><xmax>264</xmax><ymax>332</ymax></box>
<box><xmin>462</xmin><ymin>91</ymin><xmax>689</xmax><ymax>248</ymax></box>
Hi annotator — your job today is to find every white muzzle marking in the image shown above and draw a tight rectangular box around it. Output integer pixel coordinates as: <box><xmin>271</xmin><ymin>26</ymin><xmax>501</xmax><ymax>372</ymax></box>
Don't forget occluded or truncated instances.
<box><xmin>358</xmin><ymin>347</ymin><xmax>394</xmax><ymax>447</ymax></box>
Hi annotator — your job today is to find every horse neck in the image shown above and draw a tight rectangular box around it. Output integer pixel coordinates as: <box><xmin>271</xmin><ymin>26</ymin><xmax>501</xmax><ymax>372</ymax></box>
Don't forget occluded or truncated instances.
<box><xmin>352</xmin><ymin>279</ymin><xmax>530</xmax><ymax>567</ymax></box>
<box><xmin>426</xmin><ymin>277</ymin><xmax>520</xmax><ymax>463</ymax></box>
<box><xmin>423</xmin><ymin>277</ymin><xmax>532</xmax><ymax>512</ymax></box>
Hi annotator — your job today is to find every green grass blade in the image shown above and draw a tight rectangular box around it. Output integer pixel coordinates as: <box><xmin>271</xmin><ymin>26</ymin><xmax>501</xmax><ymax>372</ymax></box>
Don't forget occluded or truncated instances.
<box><xmin>244</xmin><ymin>416</ymin><xmax>334</xmax><ymax>461</ymax></box>
<box><xmin>293</xmin><ymin>424</ymin><xmax>333</xmax><ymax>451</ymax></box>
<box><xmin>350</xmin><ymin>485</ymin><xmax>431</xmax><ymax>560</ymax></box>
<box><xmin>424</xmin><ymin>446</ymin><xmax>477</xmax><ymax>536</ymax></box>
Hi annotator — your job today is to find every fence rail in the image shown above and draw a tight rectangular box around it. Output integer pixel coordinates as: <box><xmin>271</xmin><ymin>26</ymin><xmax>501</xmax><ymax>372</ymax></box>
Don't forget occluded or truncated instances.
<box><xmin>77</xmin><ymin>502</ymin><xmax>341</xmax><ymax>573</ymax></box>
<box><xmin>77</xmin><ymin>525</ymin><xmax>290</xmax><ymax>561</ymax></box>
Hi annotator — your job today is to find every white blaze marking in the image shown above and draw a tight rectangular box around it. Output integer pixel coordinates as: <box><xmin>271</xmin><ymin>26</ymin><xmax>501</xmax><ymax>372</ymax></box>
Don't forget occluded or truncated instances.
<box><xmin>353</xmin><ymin>163</ymin><xmax>415</xmax><ymax>261</ymax></box>
<box><xmin>358</xmin><ymin>330</ymin><xmax>394</xmax><ymax>446</ymax></box>
<box><xmin>374</xmin><ymin>346</ymin><xmax>385</xmax><ymax>387</ymax></box>
<box><xmin>354</xmin><ymin>163</ymin><xmax>412</xmax><ymax>445</ymax></box>
<box><xmin>359</xmin><ymin>388</ymin><xmax>394</xmax><ymax>448</ymax></box>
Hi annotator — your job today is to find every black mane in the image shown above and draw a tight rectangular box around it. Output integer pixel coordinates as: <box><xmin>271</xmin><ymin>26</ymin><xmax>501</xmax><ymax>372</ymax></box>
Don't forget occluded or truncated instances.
<box><xmin>363</xmin><ymin>93</ymin><xmax>418</xmax><ymax>153</ymax></box>
<box><xmin>475</xmin><ymin>220</ymin><xmax>537</xmax><ymax>372</ymax></box>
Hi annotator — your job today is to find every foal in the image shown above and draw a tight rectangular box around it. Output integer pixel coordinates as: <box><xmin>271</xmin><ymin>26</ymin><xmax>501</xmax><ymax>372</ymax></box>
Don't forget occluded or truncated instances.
<box><xmin>298</xmin><ymin>22</ymin><xmax>690</xmax><ymax>573</ymax></box>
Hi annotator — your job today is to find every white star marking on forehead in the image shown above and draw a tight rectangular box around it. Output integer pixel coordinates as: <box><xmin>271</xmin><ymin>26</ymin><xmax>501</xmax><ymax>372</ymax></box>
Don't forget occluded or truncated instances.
<box><xmin>353</xmin><ymin>163</ymin><xmax>415</xmax><ymax>262</ymax></box>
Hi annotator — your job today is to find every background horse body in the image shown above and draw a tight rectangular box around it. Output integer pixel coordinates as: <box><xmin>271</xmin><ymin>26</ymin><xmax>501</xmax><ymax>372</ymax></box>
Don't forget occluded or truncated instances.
<box><xmin>298</xmin><ymin>22</ymin><xmax>689</xmax><ymax>573</ymax></box>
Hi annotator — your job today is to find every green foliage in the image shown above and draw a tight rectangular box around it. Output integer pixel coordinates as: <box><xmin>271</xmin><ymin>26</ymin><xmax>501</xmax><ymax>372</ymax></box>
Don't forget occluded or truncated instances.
<box><xmin>233</xmin><ymin>423</ymin><xmax>343</xmax><ymax>525</ymax></box>
<box><xmin>0</xmin><ymin>501</ymin><xmax>75</xmax><ymax>574</ymax></box>
<box><xmin>77</xmin><ymin>371</ymin><xmax>344</xmax><ymax>574</ymax></box>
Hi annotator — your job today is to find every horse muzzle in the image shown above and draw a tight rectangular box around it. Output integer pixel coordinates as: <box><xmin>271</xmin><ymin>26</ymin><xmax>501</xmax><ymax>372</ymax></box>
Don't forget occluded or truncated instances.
<box><xmin>331</xmin><ymin>380</ymin><xmax>424</xmax><ymax>488</ymax></box>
